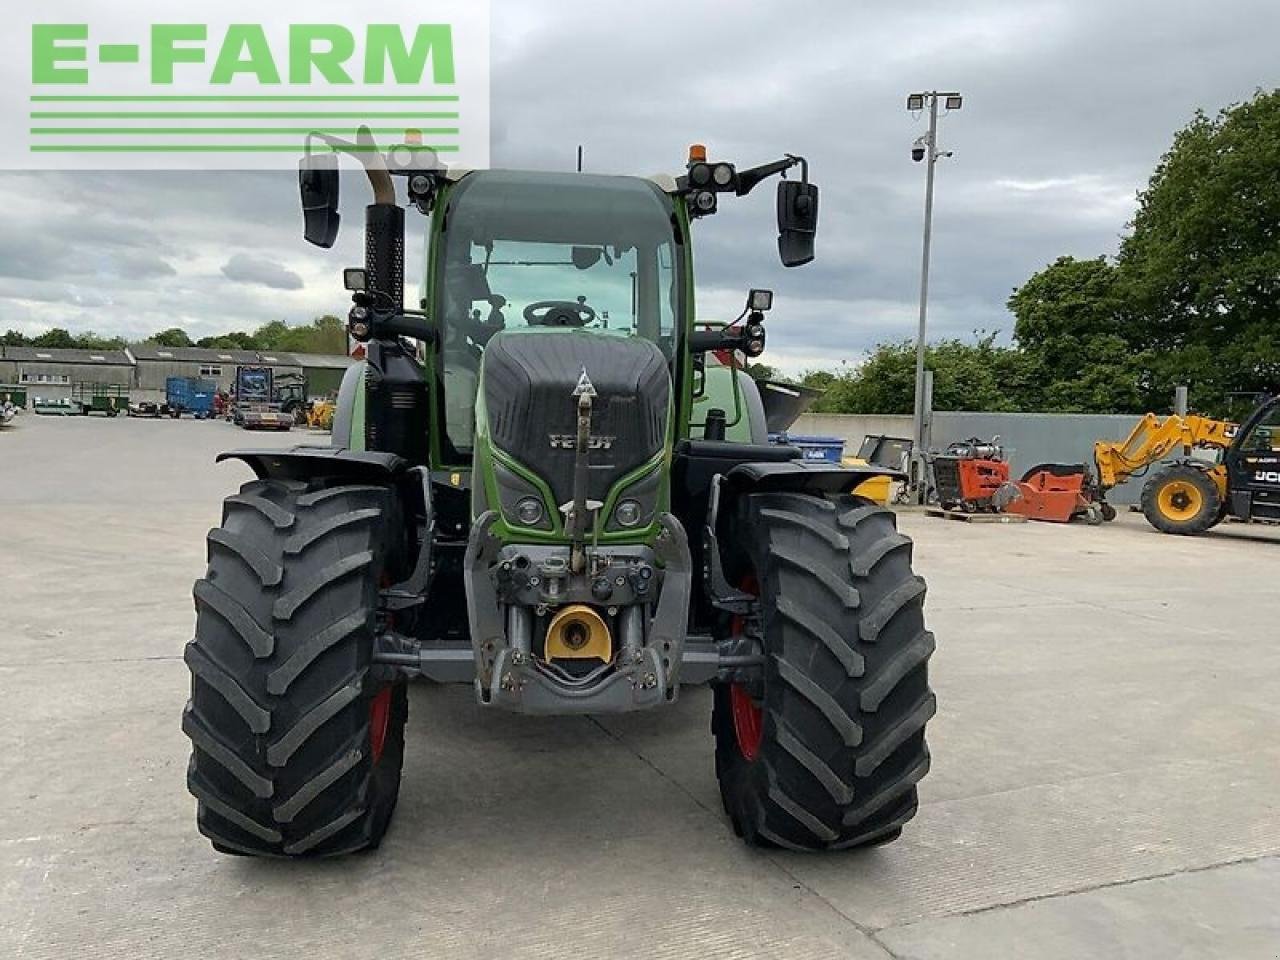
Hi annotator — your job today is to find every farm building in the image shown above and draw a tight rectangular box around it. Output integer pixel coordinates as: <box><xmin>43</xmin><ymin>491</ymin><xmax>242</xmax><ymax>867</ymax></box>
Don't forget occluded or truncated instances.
<box><xmin>295</xmin><ymin>353</ymin><xmax>355</xmax><ymax>397</ymax></box>
<box><xmin>0</xmin><ymin>344</ymin><xmax>355</xmax><ymax>405</ymax></box>
<box><xmin>129</xmin><ymin>345</ymin><xmax>302</xmax><ymax>401</ymax></box>
<box><xmin>0</xmin><ymin>347</ymin><xmax>133</xmax><ymax>406</ymax></box>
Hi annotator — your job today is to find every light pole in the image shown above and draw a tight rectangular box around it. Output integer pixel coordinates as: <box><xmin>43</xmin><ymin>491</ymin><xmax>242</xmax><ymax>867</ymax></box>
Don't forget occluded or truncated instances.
<box><xmin>906</xmin><ymin>90</ymin><xmax>962</xmax><ymax>501</ymax></box>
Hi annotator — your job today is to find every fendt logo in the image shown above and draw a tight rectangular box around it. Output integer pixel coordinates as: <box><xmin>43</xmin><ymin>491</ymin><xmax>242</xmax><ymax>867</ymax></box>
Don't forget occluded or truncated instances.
<box><xmin>549</xmin><ymin>435</ymin><xmax>616</xmax><ymax>451</ymax></box>
<box><xmin>5</xmin><ymin>3</ymin><xmax>490</xmax><ymax>171</ymax></box>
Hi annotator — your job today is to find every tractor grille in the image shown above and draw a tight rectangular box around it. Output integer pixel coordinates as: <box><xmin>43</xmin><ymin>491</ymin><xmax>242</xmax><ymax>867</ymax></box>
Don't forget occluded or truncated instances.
<box><xmin>482</xmin><ymin>331</ymin><xmax>670</xmax><ymax>509</ymax></box>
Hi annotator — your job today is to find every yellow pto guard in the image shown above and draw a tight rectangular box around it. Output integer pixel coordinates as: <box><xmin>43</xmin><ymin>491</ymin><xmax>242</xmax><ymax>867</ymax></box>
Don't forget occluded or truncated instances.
<box><xmin>545</xmin><ymin>605</ymin><xmax>612</xmax><ymax>662</ymax></box>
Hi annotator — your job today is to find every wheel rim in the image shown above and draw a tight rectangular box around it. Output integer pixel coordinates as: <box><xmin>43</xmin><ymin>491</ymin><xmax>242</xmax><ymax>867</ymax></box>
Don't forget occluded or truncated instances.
<box><xmin>729</xmin><ymin>575</ymin><xmax>763</xmax><ymax>762</ymax></box>
<box><xmin>729</xmin><ymin>683</ymin><xmax>763</xmax><ymax>761</ymax></box>
<box><xmin>369</xmin><ymin>687</ymin><xmax>392</xmax><ymax>764</ymax></box>
<box><xmin>1158</xmin><ymin>480</ymin><xmax>1203</xmax><ymax>522</ymax></box>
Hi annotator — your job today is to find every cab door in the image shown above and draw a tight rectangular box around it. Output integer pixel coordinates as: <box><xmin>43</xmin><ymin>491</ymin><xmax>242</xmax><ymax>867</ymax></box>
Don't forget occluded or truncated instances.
<box><xmin>1226</xmin><ymin>398</ymin><xmax>1280</xmax><ymax>521</ymax></box>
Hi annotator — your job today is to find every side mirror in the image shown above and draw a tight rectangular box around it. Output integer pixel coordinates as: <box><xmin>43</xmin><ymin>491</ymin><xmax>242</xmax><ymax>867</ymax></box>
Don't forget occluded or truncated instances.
<box><xmin>299</xmin><ymin>154</ymin><xmax>341</xmax><ymax>249</ymax></box>
<box><xmin>777</xmin><ymin>180</ymin><xmax>819</xmax><ymax>267</ymax></box>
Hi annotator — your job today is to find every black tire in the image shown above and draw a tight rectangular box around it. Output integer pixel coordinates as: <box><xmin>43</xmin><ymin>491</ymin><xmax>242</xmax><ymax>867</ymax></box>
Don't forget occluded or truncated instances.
<box><xmin>1099</xmin><ymin>502</ymin><xmax>1118</xmax><ymax>523</ymax></box>
<box><xmin>183</xmin><ymin>478</ymin><xmax>408</xmax><ymax>857</ymax></box>
<box><xmin>1141</xmin><ymin>464</ymin><xmax>1220</xmax><ymax>536</ymax></box>
<box><xmin>713</xmin><ymin>493</ymin><xmax>935</xmax><ymax>851</ymax></box>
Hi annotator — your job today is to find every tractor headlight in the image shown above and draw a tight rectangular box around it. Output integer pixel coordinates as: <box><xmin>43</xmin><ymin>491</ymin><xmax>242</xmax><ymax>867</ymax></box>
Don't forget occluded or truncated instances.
<box><xmin>614</xmin><ymin>499</ymin><xmax>643</xmax><ymax>528</ymax></box>
<box><xmin>712</xmin><ymin>163</ymin><xmax>735</xmax><ymax>188</ymax></box>
<box><xmin>515</xmin><ymin>497</ymin><xmax>545</xmax><ymax>527</ymax></box>
<box><xmin>494</xmin><ymin>459</ymin><xmax>553</xmax><ymax>531</ymax></box>
<box><xmin>605</xmin><ymin>467</ymin><xmax>661</xmax><ymax>533</ymax></box>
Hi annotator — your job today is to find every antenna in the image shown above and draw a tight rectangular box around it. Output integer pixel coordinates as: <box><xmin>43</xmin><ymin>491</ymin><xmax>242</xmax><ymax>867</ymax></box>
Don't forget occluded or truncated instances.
<box><xmin>577</xmin><ymin>145</ymin><xmax>583</xmax><ymax>172</ymax></box>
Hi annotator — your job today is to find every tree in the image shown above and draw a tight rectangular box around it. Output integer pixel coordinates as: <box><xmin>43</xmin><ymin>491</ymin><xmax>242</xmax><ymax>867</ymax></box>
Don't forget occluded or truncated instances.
<box><xmin>250</xmin><ymin>316</ymin><xmax>345</xmax><ymax>355</ymax></box>
<box><xmin>801</xmin><ymin>334</ymin><xmax>1035</xmax><ymax>414</ymax></box>
<box><xmin>2</xmin><ymin>329</ymin><xmax>28</xmax><ymax>346</ymax></box>
<box><xmin>30</xmin><ymin>328</ymin><xmax>79</xmax><ymax>349</ymax></box>
<box><xmin>1007</xmin><ymin>256</ymin><xmax>1145</xmax><ymax>412</ymax></box>
<box><xmin>149</xmin><ymin>327</ymin><xmax>194</xmax><ymax>348</ymax></box>
<box><xmin>1118</xmin><ymin>88</ymin><xmax>1280</xmax><ymax>409</ymax></box>
<box><xmin>197</xmin><ymin>331</ymin><xmax>259</xmax><ymax>350</ymax></box>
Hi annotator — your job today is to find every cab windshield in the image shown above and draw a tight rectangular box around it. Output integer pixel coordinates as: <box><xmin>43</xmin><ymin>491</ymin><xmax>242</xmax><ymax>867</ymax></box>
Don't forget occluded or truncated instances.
<box><xmin>434</xmin><ymin>171</ymin><xmax>681</xmax><ymax>454</ymax></box>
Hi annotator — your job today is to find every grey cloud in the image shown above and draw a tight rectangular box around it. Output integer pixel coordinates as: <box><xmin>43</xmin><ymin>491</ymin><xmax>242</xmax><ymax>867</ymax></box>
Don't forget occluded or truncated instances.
<box><xmin>221</xmin><ymin>253</ymin><xmax>305</xmax><ymax>291</ymax></box>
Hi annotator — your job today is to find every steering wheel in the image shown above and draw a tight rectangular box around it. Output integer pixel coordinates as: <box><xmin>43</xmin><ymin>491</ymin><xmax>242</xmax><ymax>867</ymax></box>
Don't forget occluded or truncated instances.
<box><xmin>523</xmin><ymin>299</ymin><xmax>597</xmax><ymax>327</ymax></box>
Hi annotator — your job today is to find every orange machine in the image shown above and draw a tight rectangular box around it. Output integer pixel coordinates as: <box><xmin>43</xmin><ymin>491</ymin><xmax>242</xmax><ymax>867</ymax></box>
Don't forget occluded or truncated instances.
<box><xmin>999</xmin><ymin>464</ymin><xmax>1101</xmax><ymax>524</ymax></box>
<box><xmin>931</xmin><ymin>439</ymin><xmax>1010</xmax><ymax>512</ymax></box>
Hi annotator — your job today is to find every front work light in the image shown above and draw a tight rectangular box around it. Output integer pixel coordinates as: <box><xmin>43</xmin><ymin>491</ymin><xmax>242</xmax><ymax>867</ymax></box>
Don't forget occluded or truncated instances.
<box><xmin>748</xmin><ymin>289</ymin><xmax>773</xmax><ymax>312</ymax></box>
<box><xmin>515</xmin><ymin>497</ymin><xmax>545</xmax><ymax>526</ymax></box>
<box><xmin>614</xmin><ymin>499</ymin><xmax>643</xmax><ymax>528</ymax></box>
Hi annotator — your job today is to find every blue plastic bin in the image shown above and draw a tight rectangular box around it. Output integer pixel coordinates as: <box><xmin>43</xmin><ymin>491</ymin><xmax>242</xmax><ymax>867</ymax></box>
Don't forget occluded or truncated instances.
<box><xmin>771</xmin><ymin>433</ymin><xmax>845</xmax><ymax>463</ymax></box>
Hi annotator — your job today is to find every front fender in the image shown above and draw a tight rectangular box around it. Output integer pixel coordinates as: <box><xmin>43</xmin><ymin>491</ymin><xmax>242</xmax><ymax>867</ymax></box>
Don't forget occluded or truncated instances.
<box><xmin>724</xmin><ymin>459</ymin><xmax>903</xmax><ymax>497</ymax></box>
<box><xmin>217</xmin><ymin>447</ymin><xmax>406</xmax><ymax>483</ymax></box>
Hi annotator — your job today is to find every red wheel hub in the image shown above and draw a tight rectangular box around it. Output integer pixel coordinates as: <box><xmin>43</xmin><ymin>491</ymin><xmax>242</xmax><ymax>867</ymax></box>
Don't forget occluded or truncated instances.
<box><xmin>729</xmin><ymin>575</ymin><xmax>763</xmax><ymax>761</ymax></box>
<box><xmin>729</xmin><ymin>683</ymin><xmax>763</xmax><ymax>761</ymax></box>
<box><xmin>369</xmin><ymin>687</ymin><xmax>392</xmax><ymax>764</ymax></box>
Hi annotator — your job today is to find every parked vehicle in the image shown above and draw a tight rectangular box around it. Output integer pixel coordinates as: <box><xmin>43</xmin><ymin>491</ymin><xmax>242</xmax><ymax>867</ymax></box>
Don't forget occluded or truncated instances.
<box><xmin>0</xmin><ymin>386</ymin><xmax>28</xmax><ymax>409</ymax></box>
<box><xmin>1093</xmin><ymin>394</ymin><xmax>1280</xmax><ymax>534</ymax></box>
<box><xmin>128</xmin><ymin>400</ymin><xmax>164</xmax><ymax>418</ymax></box>
<box><xmin>70</xmin><ymin>382</ymin><xmax>126</xmax><ymax>417</ymax></box>
<box><xmin>35</xmin><ymin>397</ymin><xmax>84</xmax><ymax>416</ymax></box>
<box><xmin>231</xmin><ymin>366</ymin><xmax>293</xmax><ymax>431</ymax></box>
<box><xmin>183</xmin><ymin>134</ymin><xmax>934</xmax><ymax>858</ymax></box>
<box><xmin>166</xmin><ymin>377</ymin><xmax>217</xmax><ymax>419</ymax></box>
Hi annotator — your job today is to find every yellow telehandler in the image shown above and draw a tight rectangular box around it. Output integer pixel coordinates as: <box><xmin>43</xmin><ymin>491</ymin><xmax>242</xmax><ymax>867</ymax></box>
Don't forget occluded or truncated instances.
<box><xmin>1094</xmin><ymin>395</ymin><xmax>1280</xmax><ymax>534</ymax></box>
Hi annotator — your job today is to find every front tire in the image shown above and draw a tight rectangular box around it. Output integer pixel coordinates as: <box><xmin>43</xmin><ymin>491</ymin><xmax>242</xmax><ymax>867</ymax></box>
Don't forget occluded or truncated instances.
<box><xmin>183</xmin><ymin>478</ymin><xmax>407</xmax><ymax>857</ymax></box>
<box><xmin>1141</xmin><ymin>464</ymin><xmax>1220</xmax><ymax>535</ymax></box>
<box><xmin>713</xmin><ymin>493</ymin><xmax>936</xmax><ymax>851</ymax></box>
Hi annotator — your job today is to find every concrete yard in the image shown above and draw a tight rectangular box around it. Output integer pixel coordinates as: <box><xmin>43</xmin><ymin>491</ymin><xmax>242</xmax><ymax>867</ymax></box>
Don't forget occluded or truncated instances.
<box><xmin>2</xmin><ymin>415</ymin><xmax>1278</xmax><ymax>959</ymax></box>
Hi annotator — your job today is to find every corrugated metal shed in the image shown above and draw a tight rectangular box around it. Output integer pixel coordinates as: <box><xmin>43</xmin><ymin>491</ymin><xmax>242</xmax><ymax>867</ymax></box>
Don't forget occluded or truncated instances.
<box><xmin>0</xmin><ymin>346</ymin><xmax>134</xmax><ymax>403</ymax></box>
<box><xmin>131</xmin><ymin>344</ymin><xmax>304</xmax><ymax>399</ymax></box>
<box><xmin>129</xmin><ymin>345</ymin><xmax>262</xmax><ymax>364</ymax></box>
<box><xmin>0</xmin><ymin>344</ymin><xmax>355</xmax><ymax>402</ymax></box>
<box><xmin>3</xmin><ymin>346</ymin><xmax>133</xmax><ymax>365</ymax></box>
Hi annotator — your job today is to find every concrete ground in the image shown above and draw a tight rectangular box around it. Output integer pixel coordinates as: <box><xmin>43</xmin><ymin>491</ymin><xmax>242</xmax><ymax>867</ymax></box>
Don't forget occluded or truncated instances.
<box><xmin>2</xmin><ymin>415</ymin><xmax>1278</xmax><ymax>959</ymax></box>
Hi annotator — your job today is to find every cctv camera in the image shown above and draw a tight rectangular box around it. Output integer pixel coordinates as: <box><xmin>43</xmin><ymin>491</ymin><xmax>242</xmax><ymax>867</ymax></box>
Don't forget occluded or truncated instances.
<box><xmin>911</xmin><ymin>145</ymin><xmax>926</xmax><ymax>162</ymax></box>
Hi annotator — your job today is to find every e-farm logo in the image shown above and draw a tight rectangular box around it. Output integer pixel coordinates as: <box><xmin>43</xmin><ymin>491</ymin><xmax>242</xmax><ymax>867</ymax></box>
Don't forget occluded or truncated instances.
<box><xmin>8</xmin><ymin>3</ymin><xmax>490</xmax><ymax>170</ymax></box>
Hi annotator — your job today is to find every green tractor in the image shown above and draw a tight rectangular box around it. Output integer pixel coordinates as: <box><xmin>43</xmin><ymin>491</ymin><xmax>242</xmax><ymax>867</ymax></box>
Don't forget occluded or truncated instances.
<box><xmin>183</xmin><ymin>131</ymin><xmax>936</xmax><ymax>857</ymax></box>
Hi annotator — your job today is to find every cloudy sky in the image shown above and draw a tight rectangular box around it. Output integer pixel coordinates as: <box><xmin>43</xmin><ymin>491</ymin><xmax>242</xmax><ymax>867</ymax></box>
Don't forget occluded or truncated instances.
<box><xmin>1</xmin><ymin>0</ymin><xmax>1275</xmax><ymax>374</ymax></box>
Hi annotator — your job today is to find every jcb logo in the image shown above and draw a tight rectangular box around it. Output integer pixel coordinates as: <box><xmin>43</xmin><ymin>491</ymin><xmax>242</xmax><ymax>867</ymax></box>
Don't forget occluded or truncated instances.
<box><xmin>1255</xmin><ymin>471</ymin><xmax>1280</xmax><ymax>484</ymax></box>
<box><xmin>549</xmin><ymin>435</ymin><xmax>614</xmax><ymax>450</ymax></box>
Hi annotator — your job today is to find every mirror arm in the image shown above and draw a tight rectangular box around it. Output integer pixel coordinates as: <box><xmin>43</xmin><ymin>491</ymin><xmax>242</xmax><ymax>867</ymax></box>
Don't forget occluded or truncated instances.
<box><xmin>373</xmin><ymin>312</ymin><xmax>437</xmax><ymax>343</ymax></box>
<box><xmin>690</xmin><ymin>329</ymin><xmax>740</xmax><ymax>353</ymax></box>
<box><xmin>735</xmin><ymin>154</ymin><xmax>807</xmax><ymax>197</ymax></box>
<box><xmin>306</xmin><ymin>126</ymin><xmax>395</xmax><ymax>204</ymax></box>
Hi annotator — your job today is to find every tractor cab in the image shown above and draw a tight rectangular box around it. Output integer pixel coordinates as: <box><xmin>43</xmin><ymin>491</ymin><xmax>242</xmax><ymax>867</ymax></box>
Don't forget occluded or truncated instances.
<box><xmin>428</xmin><ymin>170</ymin><xmax>682</xmax><ymax>457</ymax></box>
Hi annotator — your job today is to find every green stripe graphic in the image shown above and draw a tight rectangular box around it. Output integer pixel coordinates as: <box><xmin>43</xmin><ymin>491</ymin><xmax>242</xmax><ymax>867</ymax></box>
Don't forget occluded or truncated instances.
<box><xmin>31</xmin><ymin>127</ymin><xmax>460</xmax><ymax>136</ymax></box>
<box><xmin>31</xmin><ymin>112</ymin><xmax>459</xmax><ymax>119</ymax></box>
<box><xmin>31</xmin><ymin>95</ymin><xmax>460</xmax><ymax>102</ymax></box>
<box><xmin>30</xmin><ymin>144</ymin><xmax>461</xmax><ymax>153</ymax></box>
